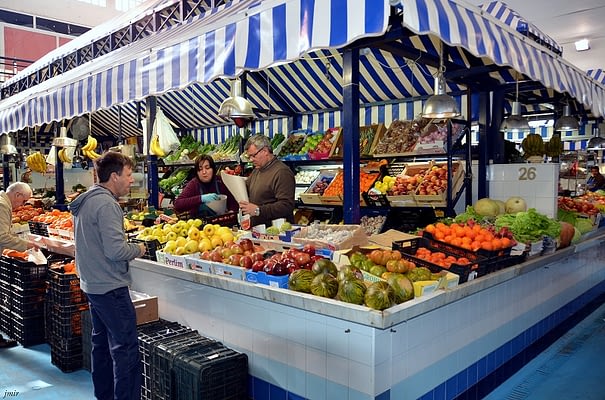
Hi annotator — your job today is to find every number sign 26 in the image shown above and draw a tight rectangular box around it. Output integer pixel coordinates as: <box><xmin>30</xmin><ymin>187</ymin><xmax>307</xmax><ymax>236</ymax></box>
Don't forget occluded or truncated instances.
<box><xmin>518</xmin><ymin>166</ymin><xmax>537</xmax><ymax>180</ymax></box>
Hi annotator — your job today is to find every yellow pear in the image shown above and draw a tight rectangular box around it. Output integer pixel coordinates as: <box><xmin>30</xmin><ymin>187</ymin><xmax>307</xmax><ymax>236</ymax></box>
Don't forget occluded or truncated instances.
<box><xmin>203</xmin><ymin>224</ymin><xmax>216</xmax><ymax>237</ymax></box>
<box><xmin>187</xmin><ymin>226</ymin><xmax>201</xmax><ymax>241</ymax></box>
<box><xmin>176</xmin><ymin>236</ymin><xmax>188</xmax><ymax>248</ymax></box>
<box><xmin>198</xmin><ymin>238</ymin><xmax>213</xmax><ymax>253</ymax></box>
<box><xmin>174</xmin><ymin>246</ymin><xmax>186</xmax><ymax>256</ymax></box>
<box><xmin>163</xmin><ymin>240</ymin><xmax>177</xmax><ymax>254</ymax></box>
<box><xmin>184</xmin><ymin>240</ymin><xmax>199</xmax><ymax>254</ymax></box>
<box><xmin>210</xmin><ymin>236</ymin><xmax>223</xmax><ymax>249</ymax></box>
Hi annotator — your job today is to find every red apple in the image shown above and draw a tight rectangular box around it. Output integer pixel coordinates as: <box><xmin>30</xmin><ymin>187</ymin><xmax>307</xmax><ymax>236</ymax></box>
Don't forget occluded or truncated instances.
<box><xmin>240</xmin><ymin>255</ymin><xmax>253</xmax><ymax>269</ymax></box>
<box><xmin>239</xmin><ymin>238</ymin><xmax>254</xmax><ymax>252</ymax></box>
<box><xmin>227</xmin><ymin>254</ymin><xmax>242</xmax><ymax>266</ymax></box>
<box><xmin>210</xmin><ymin>249</ymin><xmax>223</xmax><ymax>262</ymax></box>
<box><xmin>302</xmin><ymin>244</ymin><xmax>316</xmax><ymax>256</ymax></box>
<box><xmin>229</xmin><ymin>243</ymin><xmax>243</xmax><ymax>254</ymax></box>
<box><xmin>251</xmin><ymin>260</ymin><xmax>265</xmax><ymax>272</ymax></box>
<box><xmin>251</xmin><ymin>252</ymin><xmax>264</xmax><ymax>263</ymax></box>
<box><xmin>293</xmin><ymin>251</ymin><xmax>311</xmax><ymax>267</ymax></box>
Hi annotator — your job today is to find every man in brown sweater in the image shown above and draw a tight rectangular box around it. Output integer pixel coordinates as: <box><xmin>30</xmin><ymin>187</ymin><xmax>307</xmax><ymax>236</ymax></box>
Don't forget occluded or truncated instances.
<box><xmin>239</xmin><ymin>135</ymin><xmax>295</xmax><ymax>227</ymax></box>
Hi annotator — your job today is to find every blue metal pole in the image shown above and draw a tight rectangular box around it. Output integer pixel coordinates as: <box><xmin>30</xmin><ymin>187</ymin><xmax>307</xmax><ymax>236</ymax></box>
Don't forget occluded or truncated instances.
<box><xmin>146</xmin><ymin>96</ymin><xmax>159</xmax><ymax>209</ymax></box>
<box><xmin>342</xmin><ymin>49</ymin><xmax>360</xmax><ymax>224</ymax></box>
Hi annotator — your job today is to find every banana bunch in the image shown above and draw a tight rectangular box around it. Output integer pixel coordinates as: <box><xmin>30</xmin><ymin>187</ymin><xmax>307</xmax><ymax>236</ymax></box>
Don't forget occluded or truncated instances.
<box><xmin>26</xmin><ymin>152</ymin><xmax>47</xmax><ymax>173</ymax></box>
<box><xmin>58</xmin><ymin>148</ymin><xmax>73</xmax><ymax>163</ymax></box>
<box><xmin>150</xmin><ymin>134</ymin><xmax>166</xmax><ymax>157</ymax></box>
<box><xmin>81</xmin><ymin>136</ymin><xmax>101</xmax><ymax>160</ymax></box>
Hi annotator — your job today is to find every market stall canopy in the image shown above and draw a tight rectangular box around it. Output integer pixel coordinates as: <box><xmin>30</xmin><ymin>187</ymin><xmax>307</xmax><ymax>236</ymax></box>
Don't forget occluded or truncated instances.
<box><xmin>0</xmin><ymin>0</ymin><xmax>604</xmax><ymax>139</ymax></box>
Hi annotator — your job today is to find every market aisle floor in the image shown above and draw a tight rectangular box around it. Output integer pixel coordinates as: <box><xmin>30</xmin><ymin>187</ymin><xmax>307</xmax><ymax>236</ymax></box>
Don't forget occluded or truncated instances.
<box><xmin>0</xmin><ymin>340</ymin><xmax>92</xmax><ymax>399</ymax></box>
<box><xmin>1</xmin><ymin>300</ymin><xmax>605</xmax><ymax>400</ymax></box>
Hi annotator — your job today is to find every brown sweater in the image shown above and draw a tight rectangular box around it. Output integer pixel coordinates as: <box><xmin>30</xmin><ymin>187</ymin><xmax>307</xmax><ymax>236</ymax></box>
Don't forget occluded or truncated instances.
<box><xmin>246</xmin><ymin>157</ymin><xmax>295</xmax><ymax>227</ymax></box>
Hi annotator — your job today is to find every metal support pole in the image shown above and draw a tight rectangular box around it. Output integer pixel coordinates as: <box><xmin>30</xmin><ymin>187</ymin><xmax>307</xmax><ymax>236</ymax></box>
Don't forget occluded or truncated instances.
<box><xmin>342</xmin><ymin>49</ymin><xmax>360</xmax><ymax>224</ymax></box>
<box><xmin>56</xmin><ymin>146</ymin><xmax>65</xmax><ymax>206</ymax></box>
<box><xmin>146</xmin><ymin>96</ymin><xmax>159</xmax><ymax>209</ymax></box>
<box><xmin>477</xmin><ymin>91</ymin><xmax>491</xmax><ymax>199</ymax></box>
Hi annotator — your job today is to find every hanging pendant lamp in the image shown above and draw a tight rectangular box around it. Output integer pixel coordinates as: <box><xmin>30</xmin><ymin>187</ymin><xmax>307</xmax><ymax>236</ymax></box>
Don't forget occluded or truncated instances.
<box><xmin>554</xmin><ymin>104</ymin><xmax>579</xmax><ymax>132</ymax></box>
<box><xmin>500</xmin><ymin>75</ymin><xmax>530</xmax><ymax>133</ymax></box>
<box><xmin>422</xmin><ymin>44</ymin><xmax>460</xmax><ymax>119</ymax></box>
<box><xmin>219</xmin><ymin>79</ymin><xmax>255</xmax><ymax>128</ymax></box>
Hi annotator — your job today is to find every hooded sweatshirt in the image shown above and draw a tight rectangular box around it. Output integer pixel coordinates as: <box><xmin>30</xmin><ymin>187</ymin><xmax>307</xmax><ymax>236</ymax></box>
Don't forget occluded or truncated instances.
<box><xmin>70</xmin><ymin>185</ymin><xmax>142</xmax><ymax>295</ymax></box>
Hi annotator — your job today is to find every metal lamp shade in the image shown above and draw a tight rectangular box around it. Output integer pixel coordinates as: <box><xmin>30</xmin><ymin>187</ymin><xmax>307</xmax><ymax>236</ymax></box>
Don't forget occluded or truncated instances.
<box><xmin>218</xmin><ymin>80</ymin><xmax>255</xmax><ymax>126</ymax></box>
<box><xmin>554</xmin><ymin>105</ymin><xmax>579</xmax><ymax>132</ymax></box>
<box><xmin>422</xmin><ymin>75</ymin><xmax>460</xmax><ymax>119</ymax></box>
<box><xmin>500</xmin><ymin>101</ymin><xmax>530</xmax><ymax>133</ymax></box>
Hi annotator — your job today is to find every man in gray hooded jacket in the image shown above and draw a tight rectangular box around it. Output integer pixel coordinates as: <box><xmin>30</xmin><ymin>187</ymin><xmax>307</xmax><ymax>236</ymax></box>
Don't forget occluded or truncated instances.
<box><xmin>70</xmin><ymin>151</ymin><xmax>145</xmax><ymax>400</ymax></box>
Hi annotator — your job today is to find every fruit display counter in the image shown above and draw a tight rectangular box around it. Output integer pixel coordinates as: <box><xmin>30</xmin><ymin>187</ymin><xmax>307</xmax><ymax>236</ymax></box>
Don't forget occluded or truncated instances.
<box><xmin>128</xmin><ymin>230</ymin><xmax>605</xmax><ymax>400</ymax></box>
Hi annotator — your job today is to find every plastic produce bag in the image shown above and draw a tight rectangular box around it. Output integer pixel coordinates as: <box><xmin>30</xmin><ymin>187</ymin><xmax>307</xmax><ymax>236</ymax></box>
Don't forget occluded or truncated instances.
<box><xmin>154</xmin><ymin>108</ymin><xmax>180</xmax><ymax>154</ymax></box>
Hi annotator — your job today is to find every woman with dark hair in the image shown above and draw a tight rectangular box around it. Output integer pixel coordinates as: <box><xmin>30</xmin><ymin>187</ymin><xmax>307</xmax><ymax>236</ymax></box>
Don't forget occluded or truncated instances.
<box><xmin>173</xmin><ymin>154</ymin><xmax>238</xmax><ymax>218</ymax></box>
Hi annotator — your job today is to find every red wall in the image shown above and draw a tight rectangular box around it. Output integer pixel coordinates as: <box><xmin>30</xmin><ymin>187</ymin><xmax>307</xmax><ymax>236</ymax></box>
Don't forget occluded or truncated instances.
<box><xmin>4</xmin><ymin>26</ymin><xmax>73</xmax><ymax>70</ymax></box>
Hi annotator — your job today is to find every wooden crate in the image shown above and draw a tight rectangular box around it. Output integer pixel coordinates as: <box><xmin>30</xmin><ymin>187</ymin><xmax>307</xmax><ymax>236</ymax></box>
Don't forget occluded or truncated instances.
<box><xmin>329</xmin><ymin>124</ymin><xmax>385</xmax><ymax>158</ymax></box>
<box><xmin>300</xmin><ymin>169</ymin><xmax>339</xmax><ymax>205</ymax></box>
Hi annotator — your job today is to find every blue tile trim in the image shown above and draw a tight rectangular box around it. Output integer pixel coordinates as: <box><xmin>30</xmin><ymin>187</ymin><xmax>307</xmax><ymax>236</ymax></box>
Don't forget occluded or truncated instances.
<box><xmin>422</xmin><ymin>280</ymin><xmax>605</xmax><ymax>400</ymax></box>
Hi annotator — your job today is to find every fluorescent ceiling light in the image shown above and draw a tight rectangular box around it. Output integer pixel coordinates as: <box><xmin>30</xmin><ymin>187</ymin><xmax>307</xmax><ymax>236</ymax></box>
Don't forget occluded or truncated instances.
<box><xmin>575</xmin><ymin>39</ymin><xmax>590</xmax><ymax>52</ymax></box>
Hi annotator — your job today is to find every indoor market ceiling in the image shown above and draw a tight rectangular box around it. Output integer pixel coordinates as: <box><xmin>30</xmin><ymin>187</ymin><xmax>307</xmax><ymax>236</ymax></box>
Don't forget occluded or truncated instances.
<box><xmin>463</xmin><ymin>0</ymin><xmax>605</xmax><ymax>73</ymax></box>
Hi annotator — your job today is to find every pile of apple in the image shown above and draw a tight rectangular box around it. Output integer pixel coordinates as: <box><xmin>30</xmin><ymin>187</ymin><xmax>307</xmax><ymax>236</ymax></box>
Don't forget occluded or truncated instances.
<box><xmin>200</xmin><ymin>239</ymin><xmax>324</xmax><ymax>276</ymax></box>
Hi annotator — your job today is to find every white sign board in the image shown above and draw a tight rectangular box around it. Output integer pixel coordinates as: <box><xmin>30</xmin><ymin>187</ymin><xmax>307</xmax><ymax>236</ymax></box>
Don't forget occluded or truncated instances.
<box><xmin>488</xmin><ymin>163</ymin><xmax>559</xmax><ymax>218</ymax></box>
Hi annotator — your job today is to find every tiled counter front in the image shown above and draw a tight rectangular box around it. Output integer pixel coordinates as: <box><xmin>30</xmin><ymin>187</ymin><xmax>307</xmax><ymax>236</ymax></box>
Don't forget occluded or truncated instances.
<box><xmin>130</xmin><ymin>234</ymin><xmax>605</xmax><ymax>400</ymax></box>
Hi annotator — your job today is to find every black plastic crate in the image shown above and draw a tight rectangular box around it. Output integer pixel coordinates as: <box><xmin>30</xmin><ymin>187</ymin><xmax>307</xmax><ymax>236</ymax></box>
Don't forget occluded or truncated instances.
<box><xmin>51</xmin><ymin>343</ymin><xmax>83</xmax><ymax>373</ymax></box>
<box><xmin>10</xmin><ymin>286</ymin><xmax>46</xmax><ymax>316</ymax></box>
<box><xmin>422</xmin><ymin>231</ymin><xmax>513</xmax><ymax>259</ymax></box>
<box><xmin>1</xmin><ymin>256</ymin><xmax>48</xmax><ymax>289</ymax></box>
<box><xmin>130</xmin><ymin>239</ymin><xmax>161</xmax><ymax>261</ymax></box>
<box><xmin>151</xmin><ymin>334</ymin><xmax>222</xmax><ymax>400</ymax></box>
<box><xmin>393</xmin><ymin>236</ymin><xmax>520</xmax><ymax>283</ymax></box>
<box><xmin>49</xmin><ymin>334</ymin><xmax>83</xmax><ymax>373</ymax></box>
<box><xmin>11</xmin><ymin>311</ymin><xmax>46</xmax><ymax>347</ymax></box>
<box><xmin>174</xmin><ymin>346</ymin><xmax>248</xmax><ymax>400</ymax></box>
<box><xmin>0</xmin><ymin>304</ymin><xmax>12</xmax><ymax>338</ymax></box>
<box><xmin>47</xmin><ymin>303</ymin><xmax>89</xmax><ymax>339</ymax></box>
<box><xmin>137</xmin><ymin>320</ymin><xmax>196</xmax><ymax>400</ymax></box>
<box><xmin>47</xmin><ymin>268</ymin><xmax>86</xmax><ymax>306</ymax></box>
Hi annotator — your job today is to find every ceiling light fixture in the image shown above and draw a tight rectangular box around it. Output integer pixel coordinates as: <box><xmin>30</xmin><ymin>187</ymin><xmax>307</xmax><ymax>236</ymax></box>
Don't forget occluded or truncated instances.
<box><xmin>218</xmin><ymin>79</ymin><xmax>255</xmax><ymax>128</ymax></box>
<box><xmin>500</xmin><ymin>74</ymin><xmax>530</xmax><ymax>133</ymax></box>
<box><xmin>421</xmin><ymin>43</ymin><xmax>460</xmax><ymax>119</ymax></box>
<box><xmin>554</xmin><ymin>104</ymin><xmax>579</xmax><ymax>132</ymax></box>
<box><xmin>574</xmin><ymin>39</ymin><xmax>590</xmax><ymax>52</ymax></box>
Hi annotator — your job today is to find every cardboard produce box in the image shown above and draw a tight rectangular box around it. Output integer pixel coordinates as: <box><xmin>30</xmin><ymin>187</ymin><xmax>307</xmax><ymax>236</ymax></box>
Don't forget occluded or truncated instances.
<box><xmin>130</xmin><ymin>290</ymin><xmax>159</xmax><ymax>325</ymax></box>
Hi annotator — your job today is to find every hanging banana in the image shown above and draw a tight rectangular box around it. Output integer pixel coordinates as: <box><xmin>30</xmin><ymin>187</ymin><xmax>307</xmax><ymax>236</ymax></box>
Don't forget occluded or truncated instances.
<box><xmin>26</xmin><ymin>152</ymin><xmax>47</xmax><ymax>173</ymax></box>
<box><xmin>150</xmin><ymin>134</ymin><xmax>166</xmax><ymax>157</ymax></box>
<box><xmin>83</xmin><ymin>149</ymin><xmax>101</xmax><ymax>160</ymax></box>
<box><xmin>81</xmin><ymin>136</ymin><xmax>97</xmax><ymax>152</ymax></box>
<box><xmin>58</xmin><ymin>148</ymin><xmax>73</xmax><ymax>163</ymax></box>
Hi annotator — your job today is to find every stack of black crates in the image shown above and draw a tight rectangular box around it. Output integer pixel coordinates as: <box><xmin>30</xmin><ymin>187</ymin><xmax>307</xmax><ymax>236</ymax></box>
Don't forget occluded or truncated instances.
<box><xmin>137</xmin><ymin>319</ymin><xmax>249</xmax><ymax>400</ymax></box>
<box><xmin>45</xmin><ymin>264</ymin><xmax>89</xmax><ymax>372</ymax></box>
<box><xmin>0</xmin><ymin>254</ymin><xmax>47</xmax><ymax>346</ymax></box>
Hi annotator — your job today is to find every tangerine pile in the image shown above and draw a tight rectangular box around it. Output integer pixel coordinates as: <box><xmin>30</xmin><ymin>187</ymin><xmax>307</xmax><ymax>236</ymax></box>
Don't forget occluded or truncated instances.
<box><xmin>31</xmin><ymin>209</ymin><xmax>73</xmax><ymax>230</ymax></box>
<box><xmin>414</xmin><ymin>247</ymin><xmax>472</xmax><ymax>269</ymax></box>
<box><xmin>424</xmin><ymin>222</ymin><xmax>513</xmax><ymax>252</ymax></box>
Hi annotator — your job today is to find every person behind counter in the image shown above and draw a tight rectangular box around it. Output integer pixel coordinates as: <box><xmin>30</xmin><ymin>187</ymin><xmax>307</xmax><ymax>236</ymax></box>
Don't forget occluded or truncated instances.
<box><xmin>239</xmin><ymin>134</ymin><xmax>295</xmax><ymax>227</ymax></box>
<box><xmin>173</xmin><ymin>154</ymin><xmax>238</xmax><ymax>218</ymax></box>
<box><xmin>70</xmin><ymin>151</ymin><xmax>146</xmax><ymax>400</ymax></box>
<box><xmin>587</xmin><ymin>165</ymin><xmax>605</xmax><ymax>192</ymax></box>
<box><xmin>0</xmin><ymin>182</ymin><xmax>37</xmax><ymax>349</ymax></box>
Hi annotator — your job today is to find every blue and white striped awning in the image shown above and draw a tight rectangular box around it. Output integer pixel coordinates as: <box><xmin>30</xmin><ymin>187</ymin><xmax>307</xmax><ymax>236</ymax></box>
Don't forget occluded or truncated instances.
<box><xmin>401</xmin><ymin>0</ymin><xmax>605</xmax><ymax>118</ymax></box>
<box><xmin>0</xmin><ymin>0</ymin><xmax>389</xmax><ymax>134</ymax></box>
<box><xmin>479</xmin><ymin>1</ymin><xmax>563</xmax><ymax>55</ymax></box>
<box><xmin>588</xmin><ymin>69</ymin><xmax>605</xmax><ymax>85</ymax></box>
<box><xmin>1</xmin><ymin>0</ymin><xmax>605</xmax><ymax>139</ymax></box>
